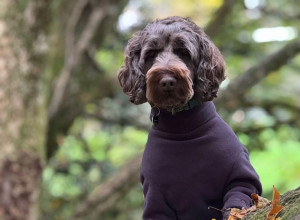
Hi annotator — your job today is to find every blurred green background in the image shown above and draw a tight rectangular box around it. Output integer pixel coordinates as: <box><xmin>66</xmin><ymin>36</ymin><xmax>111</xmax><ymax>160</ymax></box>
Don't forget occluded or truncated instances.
<box><xmin>2</xmin><ymin>0</ymin><xmax>299</xmax><ymax>219</ymax></box>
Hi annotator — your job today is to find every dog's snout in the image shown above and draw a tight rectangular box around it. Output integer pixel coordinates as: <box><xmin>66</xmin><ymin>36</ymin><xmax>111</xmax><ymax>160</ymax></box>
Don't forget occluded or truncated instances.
<box><xmin>159</xmin><ymin>77</ymin><xmax>177</xmax><ymax>91</ymax></box>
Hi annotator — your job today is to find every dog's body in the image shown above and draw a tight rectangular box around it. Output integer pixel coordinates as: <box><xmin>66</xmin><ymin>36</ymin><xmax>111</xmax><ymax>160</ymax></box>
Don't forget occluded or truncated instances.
<box><xmin>141</xmin><ymin>102</ymin><xmax>261</xmax><ymax>219</ymax></box>
<box><xmin>118</xmin><ymin>16</ymin><xmax>262</xmax><ymax>219</ymax></box>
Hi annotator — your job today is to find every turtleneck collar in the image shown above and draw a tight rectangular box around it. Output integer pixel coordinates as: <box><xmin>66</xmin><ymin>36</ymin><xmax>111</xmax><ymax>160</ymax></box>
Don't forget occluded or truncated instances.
<box><xmin>150</xmin><ymin>101</ymin><xmax>217</xmax><ymax>134</ymax></box>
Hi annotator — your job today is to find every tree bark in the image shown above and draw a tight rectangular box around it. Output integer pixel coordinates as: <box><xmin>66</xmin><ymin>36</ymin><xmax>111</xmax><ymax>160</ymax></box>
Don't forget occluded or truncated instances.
<box><xmin>0</xmin><ymin>0</ymin><xmax>50</xmax><ymax>219</ymax></box>
<box><xmin>244</xmin><ymin>187</ymin><xmax>300</xmax><ymax>220</ymax></box>
<box><xmin>1</xmin><ymin>0</ymin><xmax>130</xmax><ymax>218</ymax></box>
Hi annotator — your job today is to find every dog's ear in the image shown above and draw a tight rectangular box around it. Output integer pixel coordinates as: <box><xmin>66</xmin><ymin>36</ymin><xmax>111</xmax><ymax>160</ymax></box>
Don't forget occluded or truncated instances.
<box><xmin>194</xmin><ymin>32</ymin><xmax>226</xmax><ymax>102</ymax></box>
<box><xmin>118</xmin><ymin>31</ymin><xmax>147</xmax><ymax>104</ymax></box>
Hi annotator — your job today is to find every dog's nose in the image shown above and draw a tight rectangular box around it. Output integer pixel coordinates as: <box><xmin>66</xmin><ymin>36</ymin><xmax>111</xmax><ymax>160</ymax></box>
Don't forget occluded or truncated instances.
<box><xmin>159</xmin><ymin>76</ymin><xmax>177</xmax><ymax>91</ymax></box>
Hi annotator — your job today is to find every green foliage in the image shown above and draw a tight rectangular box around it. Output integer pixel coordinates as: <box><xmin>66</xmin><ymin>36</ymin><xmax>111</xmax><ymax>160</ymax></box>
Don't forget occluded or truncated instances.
<box><xmin>41</xmin><ymin>122</ymin><xmax>147</xmax><ymax>219</ymax></box>
<box><xmin>96</xmin><ymin>49</ymin><xmax>124</xmax><ymax>75</ymax></box>
<box><xmin>108</xmin><ymin>127</ymin><xmax>146</xmax><ymax>166</ymax></box>
<box><xmin>250</xmin><ymin>126</ymin><xmax>300</xmax><ymax>198</ymax></box>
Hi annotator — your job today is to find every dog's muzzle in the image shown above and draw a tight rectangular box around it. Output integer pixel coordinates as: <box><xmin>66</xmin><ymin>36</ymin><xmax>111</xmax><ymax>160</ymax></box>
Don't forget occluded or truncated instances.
<box><xmin>146</xmin><ymin>62</ymin><xmax>194</xmax><ymax>109</ymax></box>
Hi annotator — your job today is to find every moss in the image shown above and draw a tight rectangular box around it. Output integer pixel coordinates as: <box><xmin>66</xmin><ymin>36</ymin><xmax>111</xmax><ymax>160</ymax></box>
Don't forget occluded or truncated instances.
<box><xmin>243</xmin><ymin>206</ymin><xmax>270</xmax><ymax>220</ymax></box>
<box><xmin>244</xmin><ymin>209</ymin><xmax>266</xmax><ymax>220</ymax></box>
<box><xmin>279</xmin><ymin>187</ymin><xmax>300</xmax><ymax>220</ymax></box>
<box><xmin>243</xmin><ymin>187</ymin><xmax>300</xmax><ymax>220</ymax></box>
<box><xmin>280</xmin><ymin>197</ymin><xmax>300</xmax><ymax>219</ymax></box>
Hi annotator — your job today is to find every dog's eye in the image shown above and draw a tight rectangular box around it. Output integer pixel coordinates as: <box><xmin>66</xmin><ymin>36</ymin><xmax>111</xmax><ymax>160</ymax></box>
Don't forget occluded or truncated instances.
<box><xmin>145</xmin><ymin>50</ymin><xmax>158</xmax><ymax>60</ymax></box>
<box><xmin>175</xmin><ymin>39</ymin><xmax>185</xmax><ymax>48</ymax></box>
<box><xmin>174</xmin><ymin>48</ymin><xmax>190</xmax><ymax>58</ymax></box>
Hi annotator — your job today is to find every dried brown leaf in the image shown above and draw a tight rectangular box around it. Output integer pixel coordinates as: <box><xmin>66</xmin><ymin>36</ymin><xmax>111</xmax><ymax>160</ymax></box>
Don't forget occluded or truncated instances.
<box><xmin>266</xmin><ymin>186</ymin><xmax>283</xmax><ymax>220</ymax></box>
<box><xmin>227</xmin><ymin>207</ymin><xmax>253</xmax><ymax>219</ymax></box>
<box><xmin>251</xmin><ymin>193</ymin><xmax>271</xmax><ymax>209</ymax></box>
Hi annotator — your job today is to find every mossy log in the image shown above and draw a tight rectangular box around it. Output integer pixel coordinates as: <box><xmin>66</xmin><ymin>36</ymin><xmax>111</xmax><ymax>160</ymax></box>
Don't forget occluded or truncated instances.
<box><xmin>243</xmin><ymin>187</ymin><xmax>300</xmax><ymax>220</ymax></box>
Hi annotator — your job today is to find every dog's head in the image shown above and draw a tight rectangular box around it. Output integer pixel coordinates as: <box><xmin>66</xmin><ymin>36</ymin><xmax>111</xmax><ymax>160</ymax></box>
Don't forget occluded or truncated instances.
<box><xmin>118</xmin><ymin>16</ymin><xmax>226</xmax><ymax>109</ymax></box>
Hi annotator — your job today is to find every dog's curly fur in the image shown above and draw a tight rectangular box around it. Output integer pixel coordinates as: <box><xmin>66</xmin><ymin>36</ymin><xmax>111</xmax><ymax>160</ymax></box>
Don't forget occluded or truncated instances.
<box><xmin>118</xmin><ymin>17</ymin><xmax>262</xmax><ymax>219</ymax></box>
<box><xmin>118</xmin><ymin>16</ymin><xmax>226</xmax><ymax>109</ymax></box>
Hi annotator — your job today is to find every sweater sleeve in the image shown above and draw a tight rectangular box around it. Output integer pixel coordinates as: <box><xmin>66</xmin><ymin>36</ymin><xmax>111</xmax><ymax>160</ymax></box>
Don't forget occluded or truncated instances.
<box><xmin>223</xmin><ymin>149</ymin><xmax>262</xmax><ymax>209</ymax></box>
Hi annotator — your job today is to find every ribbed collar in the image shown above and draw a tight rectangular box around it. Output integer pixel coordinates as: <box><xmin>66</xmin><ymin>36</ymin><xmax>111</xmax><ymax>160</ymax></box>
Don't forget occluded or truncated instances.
<box><xmin>150</xmin><ymin>101</ymin><xmax>217</xmax><ymax>134</ymax></box>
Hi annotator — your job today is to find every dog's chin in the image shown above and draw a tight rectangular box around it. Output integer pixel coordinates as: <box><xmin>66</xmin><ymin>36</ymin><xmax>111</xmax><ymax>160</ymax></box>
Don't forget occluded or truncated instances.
<box><xmin>154</xmin><ymin>100</ymin><xmax>187</xmax><ymax>110</ymax></box>
<box><xmin>147</xmin><ymin>92</ymin><xmax>193</xmax><ymax>110</ymax></box>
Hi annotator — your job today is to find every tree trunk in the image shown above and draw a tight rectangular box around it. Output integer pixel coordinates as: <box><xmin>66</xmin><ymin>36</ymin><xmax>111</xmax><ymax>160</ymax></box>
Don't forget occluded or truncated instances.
<box><xmin>0</xmin><ymin>0</ymin><xmax>129</xmax><ymax>218</ymax></box>
<box><xmin>244</xmin><ymin>187</ymin><xmax>300</xmax><ymax>220</ymax></box>
<box><xmin>0</xmin><ymin>0</ymin><xmax>49</xmax><ymax>219</ymax></box>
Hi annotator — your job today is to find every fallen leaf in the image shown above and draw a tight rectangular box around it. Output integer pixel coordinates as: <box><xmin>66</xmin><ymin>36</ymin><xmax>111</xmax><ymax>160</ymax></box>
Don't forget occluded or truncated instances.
<box><xmin>225</xmin><ymin>191</ymin><xmax>273</xmax><ymax>220</ymax></box>
<box><xmin>266</xmin><ymin>186</ymin><xmax>283</xmax><ymax>220</ymax></box>
<box><xmin>227</xmin><ymin>207</ymin><xmax>252</xmax><ymax>220</ymax></box>
<box><xmin>247</xmin><ymin>205</ymin><xmax>257</xmax><ymax>212</ymax></box>
<box><xmin>251</xmin><ymin>193</ymin><xmax>271</xmax><ymax>209</ymax></box>
<box><xmin>228</xmin><ymin>215</ymin><xmax>238</xmax><ymax>220</ymax></box>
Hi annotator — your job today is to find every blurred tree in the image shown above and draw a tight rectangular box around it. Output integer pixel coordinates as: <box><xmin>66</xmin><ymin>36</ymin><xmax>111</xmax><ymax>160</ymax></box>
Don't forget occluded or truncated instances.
<box><xmin>0</xmin><ymin>0</ymin><xmax>128</xmax><ymax>219</ymax></box>
<box><xmin>0</xmin><ymin>1</ymin><xmax>49</xmax><ymax>219</ymax></box>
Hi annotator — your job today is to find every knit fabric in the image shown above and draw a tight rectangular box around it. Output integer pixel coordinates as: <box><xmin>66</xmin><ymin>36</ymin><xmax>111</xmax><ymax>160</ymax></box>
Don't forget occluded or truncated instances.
<box><xmin>141</xmin><ymin>101</ymin><xmax>262</xmax><ymax>220</ymax></box>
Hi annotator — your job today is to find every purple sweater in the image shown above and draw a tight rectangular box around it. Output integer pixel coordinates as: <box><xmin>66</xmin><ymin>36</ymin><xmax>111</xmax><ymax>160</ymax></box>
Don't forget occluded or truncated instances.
<box><xmin>141</xmin><ymin>102</ymin><xmax>262</xmax><ymax>220</ymax></box>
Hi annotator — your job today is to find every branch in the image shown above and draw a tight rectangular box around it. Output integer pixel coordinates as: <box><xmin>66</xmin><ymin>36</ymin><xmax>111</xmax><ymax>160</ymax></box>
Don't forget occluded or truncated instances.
<box><xmin>260</xmin><ymin>7</ymin><xmax>300</xmax><ymax>20</ymax></box>
<box><xmin>70</xmin><ymin>154</ymin><xmax>142</xmax><ymax>220</ymax></box>
<box><xmin>48</xmin><ymin>1</ymin><xmax>117</xmax><ymax>119</ymax></box>
<box><xmin>215</xmin><ymin>38</ymin><xmax>300</xmax><ymax>108</ymax></box>
<box><xmin>46</xmin><ymin>74</ymin><xmax>119</xmax><ymax>159</ymax></box>
<box><xmin>236</xmin><ymin>118</ymin><xmax>299</xmax><ymax>135</ymax></box>
<box><xmin>84</xmin><ymin>49</ymin><xmax>105</xmax><ymax>74</ymax></box>
<box><xmin>204</xmin><ymin>0</ymin><xmax>237</xmax><ymax>37</ymax></box>
<box><xmin>84</xmin><ymin>111</ymin><xmax>151</xmax><ymax>131</ymax></box>
<box><xmin>233</xmin><ymin>100</ymin><xmax>300</xmax><ymax>134</ymax></box>
<box><xmin>64</xmin><ymin>0</ymin><xmax>89</xmax><ymax>60</ymax></box>
<box><xmin>243</xmin><ymin>99</ymin><xmax>300</xmax><ymax>113</ymax></box>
